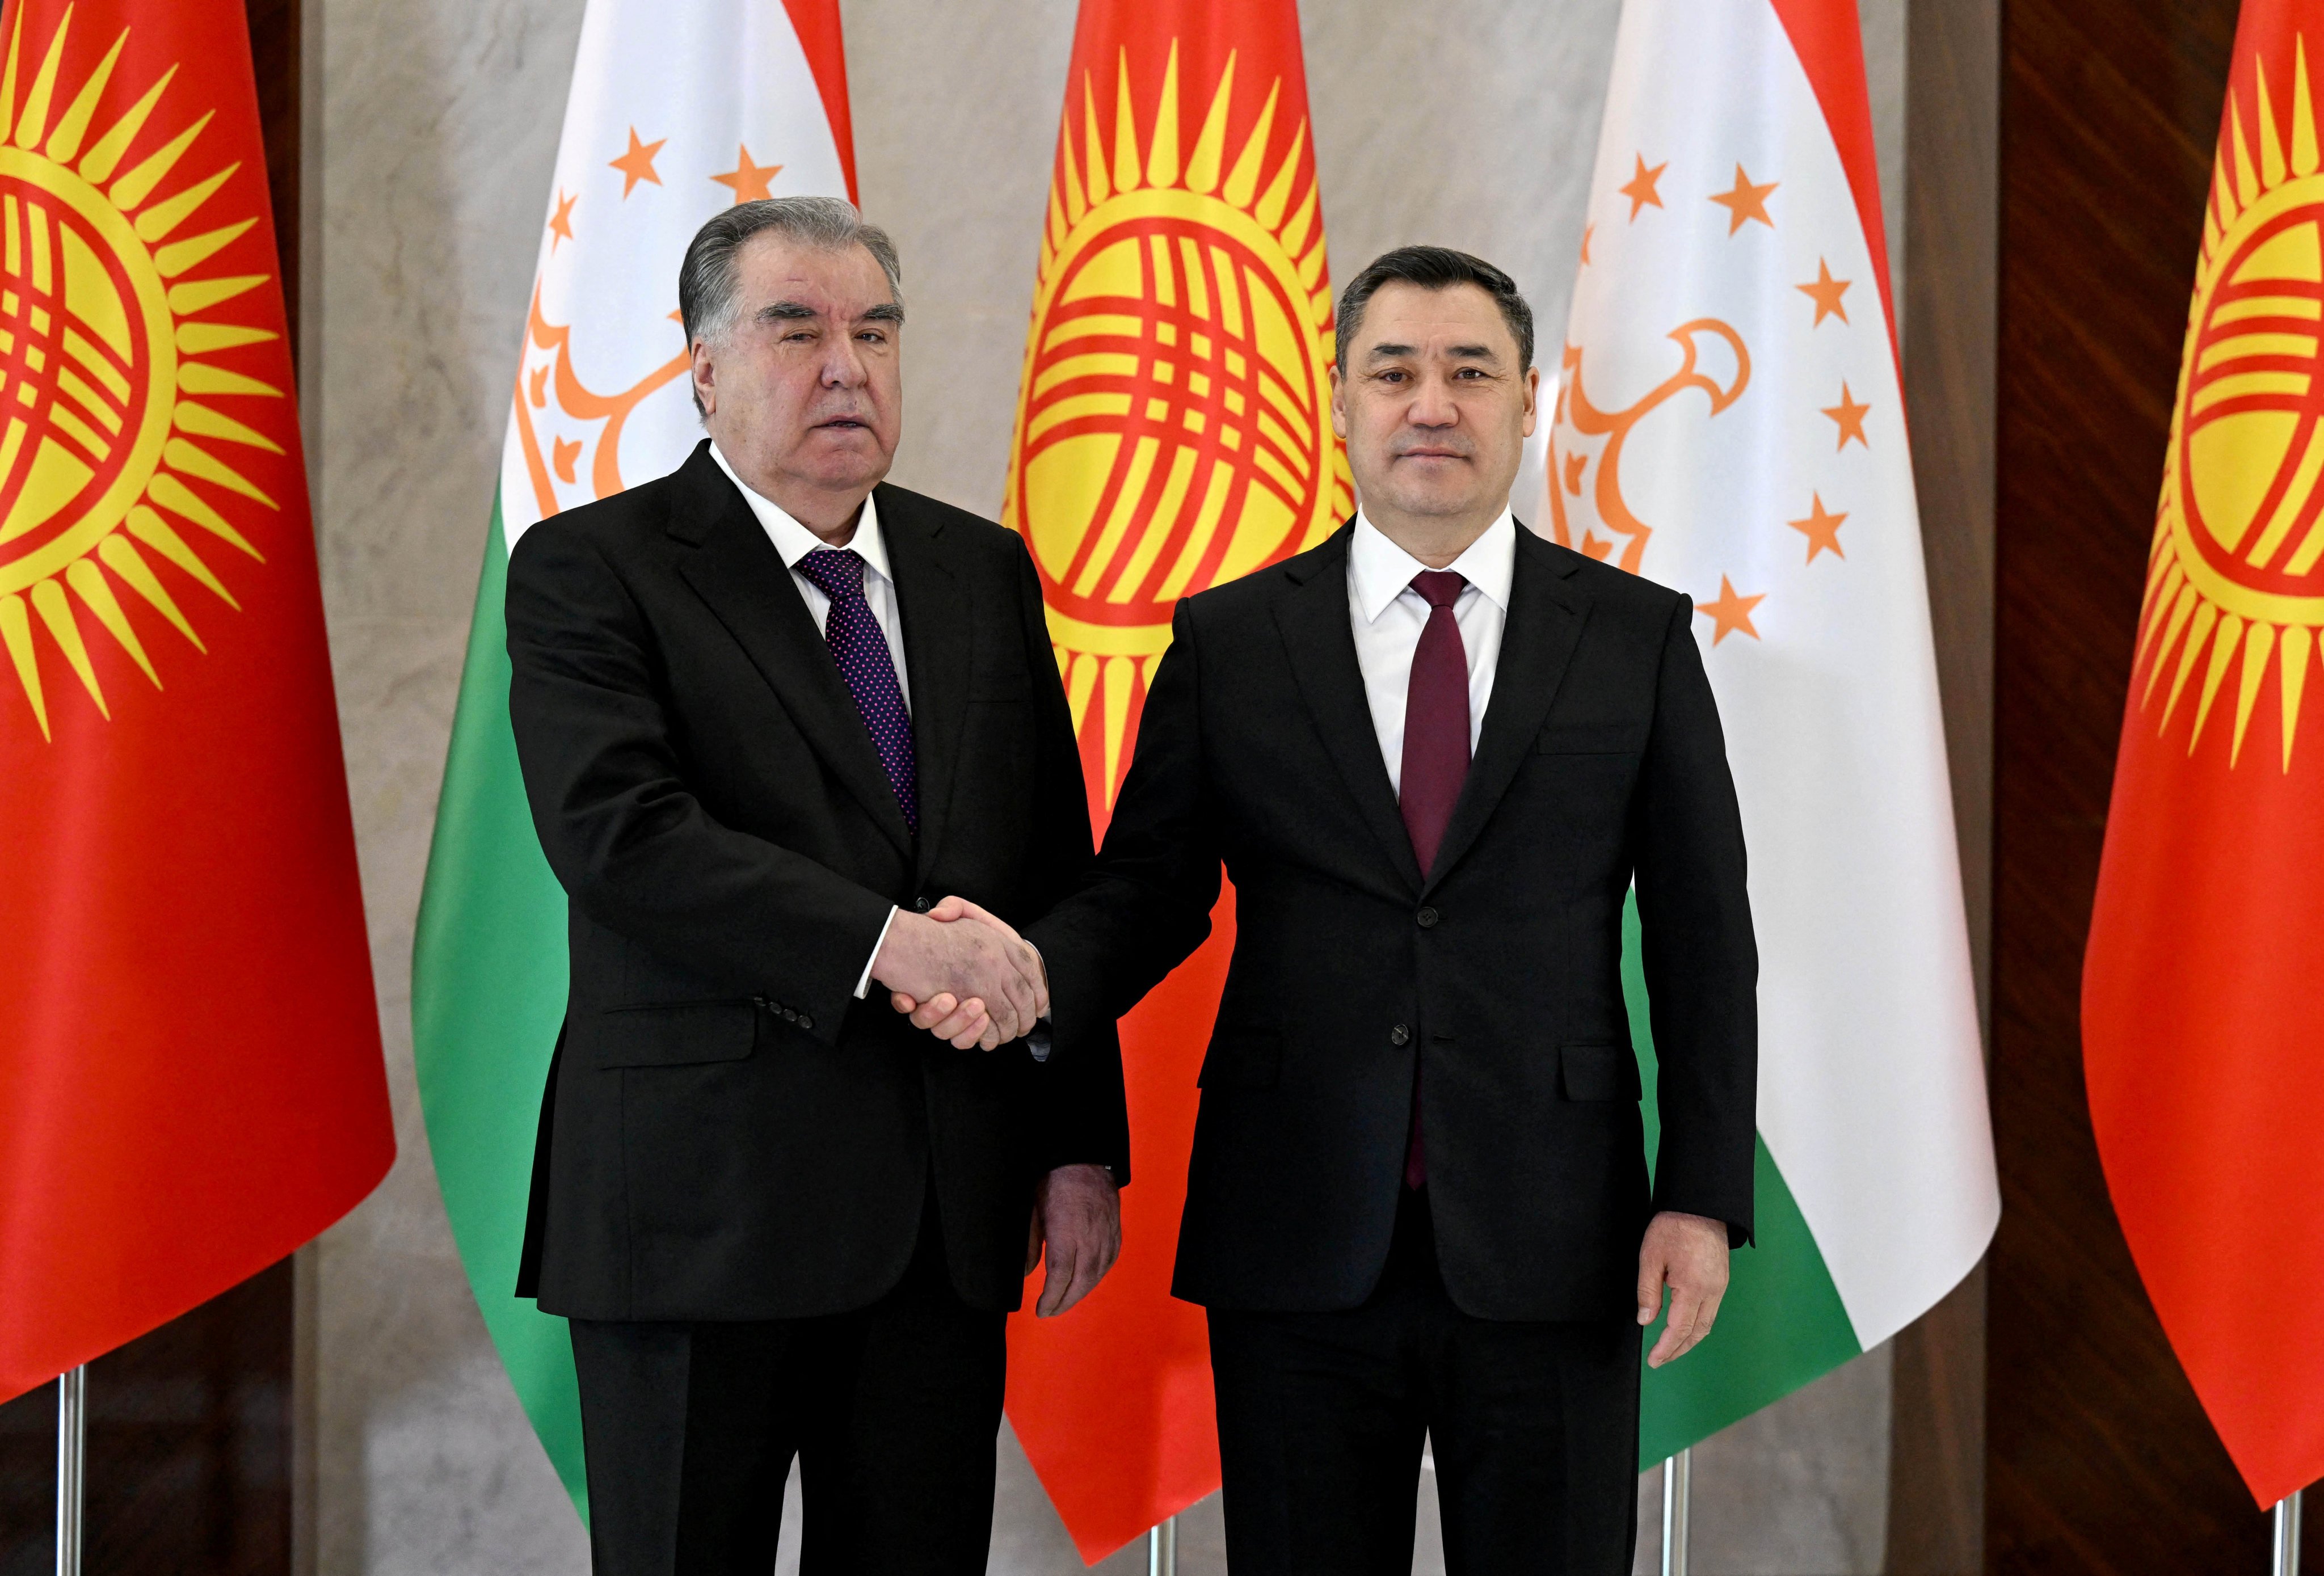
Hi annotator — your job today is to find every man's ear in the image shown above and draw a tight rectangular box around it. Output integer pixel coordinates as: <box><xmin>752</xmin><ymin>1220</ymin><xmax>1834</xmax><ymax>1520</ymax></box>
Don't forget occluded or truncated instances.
<box><xmin>1329</xmin><ymin>365</ymin><xmax>1348</xmax><ymax>441</ymax></box>
<box><xmin>1520</xmin><ymin>364</ymin><xmax>1541</xmax><ymax>438</ymax></box>
<box><xmin>689</xmin><ymin>338</ymin><xmax>717</xmax><ymax>417</ymax></box>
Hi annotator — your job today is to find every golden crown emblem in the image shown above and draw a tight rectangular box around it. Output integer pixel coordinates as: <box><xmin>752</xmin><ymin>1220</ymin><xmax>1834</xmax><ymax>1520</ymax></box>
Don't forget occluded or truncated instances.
<box><xmin>2146</xmin><ymin>37</ymin><xmax>2324</xmax><ymax>770</ymax></box>
<box><xmin>1004</xmin><ymin>42</ymin><xmax>1353</xmax><ymax>799</ymax></box>
<box><xmin>0</xmin><ymin>9</ymin><xmax>287</xmax><ymax>740</ymax></box>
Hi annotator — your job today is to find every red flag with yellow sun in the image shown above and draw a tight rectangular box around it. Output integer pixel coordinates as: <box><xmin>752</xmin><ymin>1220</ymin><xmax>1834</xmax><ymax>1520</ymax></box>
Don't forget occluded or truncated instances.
<box><xmin>2085</xmin><ymin>0</ymin><xmax>2324</xmax><ymax>1509</ymax></box>
<box><xmin>0</xmin><ymin>0</ymin><xmax>391</xmax><ymax>1402</ymax></box>
<box><xmin>999</xmin><ymin>0</ymin><xmax>1351</xmax><ymax>1555</ymax></box>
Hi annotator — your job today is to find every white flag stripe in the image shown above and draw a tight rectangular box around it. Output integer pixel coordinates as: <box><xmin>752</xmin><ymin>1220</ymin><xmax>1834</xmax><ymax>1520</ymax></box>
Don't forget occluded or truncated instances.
<box><xmin>498</xmin><ymin>0</ymin><xmax>848</xmax><ymax>551</ymax></box>
<box><xmin>1565</xmin><ymin>0</ymin><xmax>1995</xmax><ymax>1348</ymax></box>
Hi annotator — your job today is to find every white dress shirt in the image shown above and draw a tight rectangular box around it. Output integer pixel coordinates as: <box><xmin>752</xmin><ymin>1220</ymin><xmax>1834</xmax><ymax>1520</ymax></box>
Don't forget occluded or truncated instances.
<box><xmin>708</xmin><ymin>443</ymin><xmax>907</xmax><ymax>998</ymax></box>
<box><xmin>1345</xmin><ymin>508</ymin><xmax>1517</xmax><ymax>794</ymax></box>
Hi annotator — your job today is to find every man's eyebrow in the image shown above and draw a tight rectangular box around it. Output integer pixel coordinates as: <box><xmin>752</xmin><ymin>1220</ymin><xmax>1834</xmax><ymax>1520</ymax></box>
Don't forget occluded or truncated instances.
<box><xmin>861</xmin><ymin>302</ymin><xmax>905</xmax><ymax>325</ymax></box>
<box><xmin>757</xmin><ymin>300</ymin><xmax>817</xmax><ymax>321</ymax></box>
<box><xmin>1363</xmin><ymin>341</ymin><xmax>1500</xmax><ymax>362</ymax></box>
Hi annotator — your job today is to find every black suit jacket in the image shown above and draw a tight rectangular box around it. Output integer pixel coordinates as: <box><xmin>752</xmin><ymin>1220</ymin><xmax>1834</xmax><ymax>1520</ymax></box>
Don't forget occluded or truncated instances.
<box><xmin>1029</xmin><ymin>522</ymin><xmax>1755</xmax><ymax>1322</ymax></box>
<box><xmin>505</xmin><ymin>441</ymin><xmax>1126</xmax><ymax>1321</ymax></box>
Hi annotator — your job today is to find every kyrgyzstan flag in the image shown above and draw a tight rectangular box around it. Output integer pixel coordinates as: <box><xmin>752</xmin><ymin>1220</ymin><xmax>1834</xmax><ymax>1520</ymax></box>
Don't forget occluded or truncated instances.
<box><xmin>998</xmin><ymin>0</ymin><xmax>1352</xmax><ymax>1557</ymax></box>
<box><xmin>2083</xmin><ymin>0</ymin><xmax>2324</xmax><ymax>1510</ymax></box>
<box><xmin>0</xmin><ymin>0</ymin><xmax>391</xmax><ymax>1401</ymax></box>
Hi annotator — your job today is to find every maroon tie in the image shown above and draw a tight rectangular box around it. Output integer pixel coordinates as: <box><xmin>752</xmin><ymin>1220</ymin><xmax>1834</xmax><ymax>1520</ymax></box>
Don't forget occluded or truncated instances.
<box><xmin>1399</xmin><ymin>569</ymin><xmax>1470</xmax><ymax>1189</ymax></box>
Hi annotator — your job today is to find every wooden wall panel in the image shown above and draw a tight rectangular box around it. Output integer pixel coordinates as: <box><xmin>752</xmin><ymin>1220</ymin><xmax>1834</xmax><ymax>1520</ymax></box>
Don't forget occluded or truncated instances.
<box><xmin>0</xmin><ymin>2</ymin><xmax>301</xmax><ymax>1571</ymax></box>
<box><xmin>1987</xmin><ymin>0</ymin><xmax>2317</xmax><ymax>1567</ymax></box>
<box><xmin>0</xmin><ymin>1265</ymin><xmax>295</xmax><ymax>1575</ymax></box>
<box><xmin>1887</xmin><ymin>0</ymin><xmax>2001</xmax><ymax>1567</ymax></box>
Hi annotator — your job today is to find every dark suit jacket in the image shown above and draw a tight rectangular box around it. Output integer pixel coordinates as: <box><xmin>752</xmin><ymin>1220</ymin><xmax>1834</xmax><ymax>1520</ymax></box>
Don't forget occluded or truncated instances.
<box><xmin>1028</xmin><ymin>521</ymin><xmax>1755</xmax><ymax>1322</ymax></box>
<box><xmin>505</xmin><ymin>441</ymin><xmax>1126</xmax><ymax>1321</ymax></box>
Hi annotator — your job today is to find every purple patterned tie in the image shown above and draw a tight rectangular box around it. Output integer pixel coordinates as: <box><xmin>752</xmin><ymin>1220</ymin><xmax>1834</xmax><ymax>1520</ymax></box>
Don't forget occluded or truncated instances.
<box><xmin>1400</xmin><ymin>568</ymin><xmax>1471</xmax><ymax>1190</ymax></box>
<box><xmin>794</xmin><ymin>547</ymin><xmax>917</xmax><ymax>835</ymax></box>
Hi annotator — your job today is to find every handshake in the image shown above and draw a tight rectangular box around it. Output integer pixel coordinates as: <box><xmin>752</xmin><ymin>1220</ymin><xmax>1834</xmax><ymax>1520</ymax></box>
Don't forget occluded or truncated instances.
<box><xmin>872</xmin><ymin>896</ymin><xmax>1047</xmax><ymax>1050</ymax></box>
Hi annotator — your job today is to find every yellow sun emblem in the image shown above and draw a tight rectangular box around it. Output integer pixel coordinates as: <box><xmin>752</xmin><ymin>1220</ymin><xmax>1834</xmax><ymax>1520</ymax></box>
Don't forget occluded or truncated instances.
<box><xmin>1004</xmin><ymin>41</ymin><xmax>1353</xmax><ymax>800</ymax></box>
<box><xmin>2146</xmin><ymin>37</ymin><xmax>2324</xmax><ymax>770</ymax></box>
<box><xmin>0</xmin><ymin>7</ymin><xmax>285</xmax><ymax>740</ymax></box>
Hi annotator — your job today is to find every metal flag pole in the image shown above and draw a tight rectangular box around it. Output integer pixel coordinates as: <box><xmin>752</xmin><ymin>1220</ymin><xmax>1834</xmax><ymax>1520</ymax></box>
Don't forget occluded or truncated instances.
<box><xmin>2273</xmin><ymin>1490</ymin><xmax>2303</xmax><ymax>1576</ymax></box>
<box><xmin>1147</xmin><ymin>1514</ymin><xmax>1178</xmax><ymax>1576</ymax></box>
<box><xmin>56</xmin><ymin>1366</ymin><xmax>86</xmax><ymax>1576</ymax></box>
<box><xmin>1660</xmin><ymin>1448</ymin><xmax>1691</xmax><ymax>1576</ymax></box>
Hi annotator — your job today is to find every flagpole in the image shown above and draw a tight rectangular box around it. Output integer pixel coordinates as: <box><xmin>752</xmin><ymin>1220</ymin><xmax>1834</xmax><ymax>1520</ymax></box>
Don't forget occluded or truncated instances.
<box><xmin>56</xmin><ymin>1366</ymin><xmax>85</xmax><ymax>1576</ymax></box>
<box><xmin>1660</xmin><ymin>1448</ymin><xmax>1691</xmax><ymax>1576</ymax></box>
<box><xmin>2273</xmin><ymin>1490</ymin><xmax>2302</xmax><ymax>1576</ymax></box>
<box><xmin>1147</xmin><ymin>1514</ymin><xmax>1177</xmax><ymax>1575</ymax></box>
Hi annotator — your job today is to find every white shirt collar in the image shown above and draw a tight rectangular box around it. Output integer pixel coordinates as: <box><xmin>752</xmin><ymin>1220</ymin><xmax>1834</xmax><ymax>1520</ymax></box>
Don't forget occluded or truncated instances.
<box><xmin>1348</xmin><ymin>508</ymin><xmax>1517</xmax><ymax>625</ymax></box>
<box><xmin>708</xmin><ymin>441</ymin><xmax>891</xmax><ymax>584</ymax></box>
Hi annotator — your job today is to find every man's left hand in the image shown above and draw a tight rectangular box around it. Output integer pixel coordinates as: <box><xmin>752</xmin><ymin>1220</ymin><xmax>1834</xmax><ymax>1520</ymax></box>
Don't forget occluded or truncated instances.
<box><xmin>1025</xmin><ymin>1162</ymin><xmax>1120</xmax><ymax>1317</ymax></box>
<box><xmin>1636</xmin><ymin>1210</ymin><xmax>1730</xmax><ymax>1368</ymax></box>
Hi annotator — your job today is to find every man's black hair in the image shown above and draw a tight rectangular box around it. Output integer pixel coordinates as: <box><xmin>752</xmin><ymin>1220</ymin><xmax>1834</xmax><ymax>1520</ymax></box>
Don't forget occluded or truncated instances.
<box><xmin>1334</xmin><ymin>245</ymin><xmax>1534</xmax><ymax>373</ymax></box>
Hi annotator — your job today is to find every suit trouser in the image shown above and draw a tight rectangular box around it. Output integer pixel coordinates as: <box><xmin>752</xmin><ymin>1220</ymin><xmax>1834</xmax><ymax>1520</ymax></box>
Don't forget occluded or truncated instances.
<box><xmin>1207</xmin><ymin>1187</ymin><xmax>1641</xmax><ymax>1576</ymax></box>
<box><xmin>568</xmin><ymin>1191</ymin><xmax>1006</xmax><ymax>1576</ymax></box>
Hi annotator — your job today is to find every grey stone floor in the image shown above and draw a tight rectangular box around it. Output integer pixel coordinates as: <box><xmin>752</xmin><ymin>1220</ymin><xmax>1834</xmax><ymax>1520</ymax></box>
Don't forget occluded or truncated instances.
<box><xmin>763</xmin><ymin>1343</ymin><xmax>1891</xmax><ymax>1575</ymax></box>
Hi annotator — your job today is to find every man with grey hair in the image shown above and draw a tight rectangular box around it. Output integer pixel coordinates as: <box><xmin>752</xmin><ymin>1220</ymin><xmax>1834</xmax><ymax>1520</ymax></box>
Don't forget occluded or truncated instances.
<box><xmin>505</xmin><ymin>196</ymin><xmax>1127</xmax><ymax>1574</ymax></box>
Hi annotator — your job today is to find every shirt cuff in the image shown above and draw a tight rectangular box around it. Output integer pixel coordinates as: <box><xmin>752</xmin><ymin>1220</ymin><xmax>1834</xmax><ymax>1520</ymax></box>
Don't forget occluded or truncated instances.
<box><xmin>1022</xmin><ymin>938</ymin><xmax>1054</xmax><ymax>1060</ymax></box>
<box><xmin>855</xmin><ymin>906</ymin><xmax>900</xmax><ymax>1000</ymax></box>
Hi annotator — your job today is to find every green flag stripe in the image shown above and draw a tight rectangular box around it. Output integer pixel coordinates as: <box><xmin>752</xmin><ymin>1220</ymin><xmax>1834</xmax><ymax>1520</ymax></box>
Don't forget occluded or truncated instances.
<box><xmin>1626</xmin><ymin>894</ymin><xmax>1862</xmax><ymax>1467</ymax></box>
<box><xmin>412</xmin><ymin>499</ymin><xmax>590</xmax><ymax>1522</ymax></box>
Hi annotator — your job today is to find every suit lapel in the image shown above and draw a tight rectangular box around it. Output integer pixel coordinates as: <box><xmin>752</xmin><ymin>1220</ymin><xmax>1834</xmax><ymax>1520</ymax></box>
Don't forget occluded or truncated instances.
<box><xmin>669</xmin><ymin>446</ymin><xmax>915</xmax><ymax>859</ymax></box>
<box><xmin>1424</xmin><ymin>528</ymin><xmax>1589</xmax><ymax>894</ymax></box>
<box><xmin>878</xmin><ymin>486</ymin><xmax>973</xmax><ymax>883</ymax></box>
<box><xmin>1273</xmin><ymin>529</ymin><xmax>1426</xmax><ymax>895</ymax></box>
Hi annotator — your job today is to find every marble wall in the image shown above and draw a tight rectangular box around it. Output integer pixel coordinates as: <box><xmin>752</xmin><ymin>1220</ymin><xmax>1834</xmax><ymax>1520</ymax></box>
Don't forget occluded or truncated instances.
<box><xmin>308</xmin><ymin>0</ymin><xmax>1909</xmax><ymax>1571</ymax></box>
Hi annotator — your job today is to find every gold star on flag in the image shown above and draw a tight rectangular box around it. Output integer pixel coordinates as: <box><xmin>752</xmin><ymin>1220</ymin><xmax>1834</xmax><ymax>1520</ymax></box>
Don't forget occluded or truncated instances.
<box><xmin>1708</xmin><ymin>163</ymin><xmax>1778</xmax><ymax>234</ymax></box>
<box><xmin>548</xmin><ymin>189</ymin><xmax>578</xmax><ymax>251</ymax></box>
<box><xmin>1620</xmin><ymin>154</ymin><xmax>1668</xmax><ymax>220</ymax></box>
<box><xmin>609</xmin><ymin>127</ymin><xmax>667</xmax><ymax>198</ymax></box>
<box><xmin>1796</xmin><ymin>258</ymin><xmax>1850</xmax><ymax>326</ymax></box>
<box><xmin>1788</xmin><ymin>493</ymin><xmax>1849</xmax><ymax>562</ymax></box>
<box><xmin>1822</xmin><ymin>382</ymin><xmax>1871</xmax><ymax>450</ymax></box>
<box><xmin>1698</xmin><ymin>575</ymin><xmax>1766</xmax><ymax>644</ymax></box>
<box><xmin>711</xmin><ymin>144</ymin><xmax>784</xmax><ymax>204</ymax></box>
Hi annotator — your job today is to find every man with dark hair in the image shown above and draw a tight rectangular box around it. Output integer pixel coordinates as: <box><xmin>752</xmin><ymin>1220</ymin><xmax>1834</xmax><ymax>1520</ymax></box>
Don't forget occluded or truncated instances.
<box><xmin>908</xmin><ymin>245</ymin><xmax>1758</xmax><ymax>1572</ymax></box>
<box><xmin>505</xmin><ymin>196</ymin><xmax>1127</xmax><ymax>1575</ymax></box>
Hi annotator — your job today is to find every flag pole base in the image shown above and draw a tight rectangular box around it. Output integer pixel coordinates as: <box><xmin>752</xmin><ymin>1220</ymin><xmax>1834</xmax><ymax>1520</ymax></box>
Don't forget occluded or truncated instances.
<box><xmin>1147</xmin><ymin>1514</ymin><xmax>1177</xmax><ymax>1576</ymax></box>
<box><xmin>2275</xmin><ymin>1490</ymin><xmax>2303</xmax><ymax>1576</ymax></box>
<box><xmin>1660</xmin><ymin>1448</ymin><xmax>1691</xmax><ymax>1576</ymax></box>
<box><xmin>56</xmin><ymin>1365</ymin><xmax>85</xmax><ymax>1576</ymax></box>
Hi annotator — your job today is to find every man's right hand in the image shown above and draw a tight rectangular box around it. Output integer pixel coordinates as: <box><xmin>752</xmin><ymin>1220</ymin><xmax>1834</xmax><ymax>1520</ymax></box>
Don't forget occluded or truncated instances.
<box><xmin>872</xmin><ymin>900</ymin><xmax>1046</xmax><ymax>1049</ymax></box>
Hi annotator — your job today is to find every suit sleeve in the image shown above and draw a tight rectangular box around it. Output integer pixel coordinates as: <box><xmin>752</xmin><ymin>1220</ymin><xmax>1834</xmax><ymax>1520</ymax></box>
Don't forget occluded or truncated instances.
<box><xmin>1009</xmin><ymin>538</ymin><xmax>1131</xmax><ymax>1182</ymax></box>
<box><xmin>1026</xmin><ymin>599</ymin><xmax>1222</xmax><ymax>1051</ymax></box>
<box><xmin>1632</xmin><ymin>594</ymin><xmax>1759</xmax><ymax>1245</ymax></box>
<box><xmin>505</xmin><ymin>522</ymin><xmax>894</xmax><ymax>1044</ymax></box>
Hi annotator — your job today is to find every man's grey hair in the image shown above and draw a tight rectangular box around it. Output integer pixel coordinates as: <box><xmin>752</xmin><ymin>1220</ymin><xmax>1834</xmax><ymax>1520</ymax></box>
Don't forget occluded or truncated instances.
<box><xmin>678</xmin><ymin>196</ymin><xmax>904</xmax><ymax>413</ymax></box>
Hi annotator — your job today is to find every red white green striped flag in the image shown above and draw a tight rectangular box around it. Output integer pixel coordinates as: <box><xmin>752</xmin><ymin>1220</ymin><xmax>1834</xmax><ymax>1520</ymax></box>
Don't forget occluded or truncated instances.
<box><xmin>1552</xmin><ymin>0</ymin><xmax>1998</xmax><ymax>1457</ymax></box>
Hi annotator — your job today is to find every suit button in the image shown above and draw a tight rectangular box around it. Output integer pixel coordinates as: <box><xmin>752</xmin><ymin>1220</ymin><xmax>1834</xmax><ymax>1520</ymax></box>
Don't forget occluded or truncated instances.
<box><xmin>778</xmin><ymin>1006</ymin><xmax>797</xmax><ymax>1023</ymax></box>
<box><xmin>1390</xmin><ymin>1023</ymin><xmax>1411</xmax><ymax>1047</ymax></box>
<box><xmin>1416</xmin><ymin>907</ymin><xmax>1440</xmax><ymax>928</ymax></box>
<box><xmin>913</xmin><ymin>895</ymin><xmax>933</xmax><ymax>912</ymax></box>
<box><xmin>798</xmin><ymin>1013</ymin><xmax>814</xmax><ymax>1031</ymax></box>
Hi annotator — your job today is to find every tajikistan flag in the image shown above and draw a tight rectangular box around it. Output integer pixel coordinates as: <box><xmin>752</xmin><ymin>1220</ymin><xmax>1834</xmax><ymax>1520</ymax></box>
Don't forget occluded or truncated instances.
<box><xmin>1549</xmin><ymin>0</ymin><xmax>1998</xmax><ymax>1460</ymax></box>
<box><xmin>411</xmin><ymin>0</ymin><xmax>857</xmax><ymax>1518</ymax></box>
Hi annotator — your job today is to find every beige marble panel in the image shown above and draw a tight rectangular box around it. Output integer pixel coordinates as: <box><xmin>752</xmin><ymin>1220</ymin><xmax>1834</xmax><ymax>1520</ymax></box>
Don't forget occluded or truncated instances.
<box><xmin>308</xmin><ymin>0</ymin><xmax>1910</xmax><ymax>1570</ymax></box>
<box><xmin>311</xmin><ymin>0</ymin><xmax>595</xmax><ymax>1569</ymax></box>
